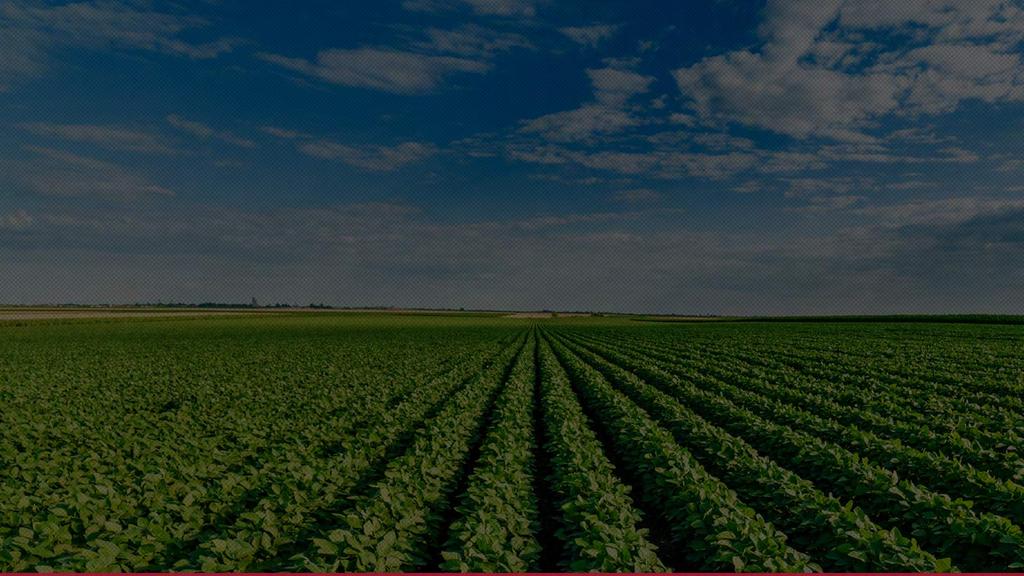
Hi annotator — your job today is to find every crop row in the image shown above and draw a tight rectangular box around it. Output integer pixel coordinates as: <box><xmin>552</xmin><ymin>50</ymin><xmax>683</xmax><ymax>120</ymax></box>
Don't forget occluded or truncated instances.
<box><xmin>558</xmin><ymin>331</ymin><xmax>1024</xmax><ymax>571</ymax></box>
<box><xmin>685</xmin><ymin>333</ymin><xmax>1024</xmax><ymax>443</ymax></box>
<box><xmin>3</xmin><ymin>316</ymin><xmax>1023</xmax><ymax>572</ymax></box>
<box><xmin>546</xmin><ymin>336</ymin><xmax>818</xmax><ymax>571</ymax></box>
<box><xmin>578</xmin><ymin>332</ymin><xmax>1024</xmax><ymax>506</ymax></box>
<box><xmin>548</xmin><ymin>333</ymin><xmax>945</xmax><ymax>572</ymax></box>
<box><xmin>578</xmin><ymin>328</ymin><xmax>1024</xmax><ymax>478</ymax></box>
<box><xmin>298</xmin><ymin>335</ymin><xmax>527</xmax><ymax>571</ymax></box>
<box><xmin>0</xmin><ymin>320</ymin><xmax>519</xmax><ymax>571</ymax></box>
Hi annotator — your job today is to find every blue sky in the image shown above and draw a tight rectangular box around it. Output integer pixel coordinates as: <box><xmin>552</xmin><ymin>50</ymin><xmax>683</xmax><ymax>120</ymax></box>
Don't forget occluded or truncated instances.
<box><xmin>2</xmin><ymin>0</ymin><xmax>1024</xmax><ymax>314</ymax></box>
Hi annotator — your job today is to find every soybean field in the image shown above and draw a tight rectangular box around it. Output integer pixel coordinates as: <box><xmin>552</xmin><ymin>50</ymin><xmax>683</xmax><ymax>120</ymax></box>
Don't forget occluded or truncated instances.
<box><xmin>2</xmin><ymin>313</ymin><xmax>1023</xmax><ymax>572</ymax></box>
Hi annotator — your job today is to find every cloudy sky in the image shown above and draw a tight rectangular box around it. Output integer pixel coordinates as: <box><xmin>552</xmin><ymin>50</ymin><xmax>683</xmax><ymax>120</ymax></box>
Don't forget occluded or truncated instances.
<box><xmin>2</xmin><ymin>0</ymin><xmax>1023</xmax><ymax>314</ymax></box>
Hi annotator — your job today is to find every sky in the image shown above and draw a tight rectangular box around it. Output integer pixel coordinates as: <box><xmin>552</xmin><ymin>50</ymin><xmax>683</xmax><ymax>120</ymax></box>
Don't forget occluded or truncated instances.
<box><xmin>2</xmin><ymin>0</ymin><xmax>1024</xmax><ymax>315</ymax></box>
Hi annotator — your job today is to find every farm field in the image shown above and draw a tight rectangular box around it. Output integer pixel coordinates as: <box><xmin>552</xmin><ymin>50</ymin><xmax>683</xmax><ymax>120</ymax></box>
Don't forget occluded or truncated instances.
<box><xmin>1</xmin><ymin>313</ymin><xmax>1023</xmax><ymax>572</ymax></box>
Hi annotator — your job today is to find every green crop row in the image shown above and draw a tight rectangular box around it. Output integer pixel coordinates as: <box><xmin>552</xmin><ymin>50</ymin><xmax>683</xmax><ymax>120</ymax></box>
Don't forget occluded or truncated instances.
<box><xmin>2</xmin><ymin>337</ymin><xmax>472</xmax><ymax>571</ymax></box>
<box><xmin>534</xmin><ymin>337</ymin><xmax>665</xmax><ymax>572</ymax></box>
<box><xmin>550</xmin><ymin>333</ymin><xmax>948</xmax><ymax>572</ymax></box>
<box><xmin>707</xmin><ymin>337</ymin><xmax>1024</xmax><ymax>446</ymax></box>
<box><xmin>602</xmin><ymin>329</ymin><xmax>1024</xmax><ymax>456</ymax></box>
<box><xmin>297</xmin><ymin>335</ymin><xmax>526</xmax><ymax>572</ymax></box>
<box><xmin>562</xmin><ymin>332</ymin><xmax>1024</xmax><ymax>571</ymax></box>
<box><xmin>3</xmin><ymin>315</ymin><xmax>1023</xmax><ymax>572</ymax></box>
<box><xmin>582</xmin><ymin>332</ymin><xmax>1024</xmax><ymax>502</ymax></box>
<box><xmin>189</xmin><ymin>336</ymin><xmax>517</xmax><ymax>571</ymax></box>
<box><xmin>440</xmin><ymin>332</ymin><xmax>542</xmax><ymax>572</ymax></box>
<box><xmin>599</xmin><ymin>332</ymin><xmax>1024</xmax><ymax>483</ymax></box>
<box><xmin>0</xmin><ymin>318</ymin><xmax>520</xmax><ymax>571</ymax></box>
<box><xmin>545</xmin><ymin>335</ymin><xmax>815</xmax><ymax>572</ymax></box>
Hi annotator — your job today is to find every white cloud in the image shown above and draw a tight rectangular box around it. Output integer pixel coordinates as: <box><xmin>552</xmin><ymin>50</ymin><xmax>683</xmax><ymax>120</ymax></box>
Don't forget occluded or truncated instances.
<box><xmin>508</xmin><ymin>144</ymin><xmax>777</xmax><ymax>180</ymax></box>
<box><xmin>692</xmin><ymin>133</ymin><xmax>755</xmax><ymax>151</ymax></box>
<box><xmin>0</xmin><ymin>26</ymin><xmax>47</xmax><ymax>83</ymax></box>
<box><xmin>588</xmin><ymin>67</ymin><xmax>654</xmax><ymax>105</ymax></box>
<box><xmin>415</xmin><ymin>24</ymin><xmax>533</xmax><ymax>57</ymax></box>
<box><xmin>520</xmin><ymin>67</ymin><xmax>654</xmax><ymax>142</ymax></box>
<box><xmin>261</xmin><ymin>20</ymin><xmax>532</xmax><ymax>94</ymax></box>
<box><xmin>886</xmin><ymin>127</ymin><xmax>952</xmax><ymax>144</ymax></box>
<box><xmin>673</xmin><ymin>0</ymin><xmax>1024</xmax><ymax>141</ymax></box>
<box><xmin>732</xmin><ymin>180</ymin><xmax>762</xmax><ymax>194</ymax></box>
<box><xmin>836</xmin><ymin>1</ymin><xmax>1024</xmax><ymax>38</ymax></box>
<box><xmin>0</xmin><ymin>210</ymin><xmax>33</xmax><ymax>231</ymax></box>
<box><xmin>260</xmin><ymin>126</ymin><xmax>312</xmax><ymax>140</ymax></box>
<box><xmin>299</xmin><ymin>139</ymin><xmax>436</xmax><ymax>171</ymax></box>
<box><xmin>879</xmin><ymin>43</ymin><xmax>1024</xmax><ymax>114</ymax></box>
<box><xmin>886</xmin><ymin>179</ymin><xmax>935</xmax><ymax>191</ymax></box>
<box><xmin>782</xmin><ymin>176</ymin><xmax>876</xmax><ymax>198</ymax></box>
<box><xmin>672</xmin><ymin>0</ymin><xmax>905</xmax><ymax>140</ymax></box>
<box><xmin>788</xmin><ymin>194</ymin><xmax>867</xmax><ymax>213</ymax></box>
<box><xmin>461</xmin><ymin>0</ymin><xmax>537</xmax><ymax>17</ymax></box>
<box><xmin>852</xmin><ymin>196</ymin><xmax>1024</xmax><ymax>227</ymax></box>
<box><xmin>818</xmin><ymin>142</ymin><xmax>979</xmax><ymax>164</ymax></box>
<box><xmin>505</xmin><ymin>144</ymin><xmax>571</xmax><ymax>165</ymax></box>
<box><xmin>0</xmin><ymin>1</ymin><xmax>239</xmax><ymax>87</ymax></box>
<box><xmin>261</xmin><ymin>125</ymin><xmax>437</xmax><ymax>170</ymax></box>
<box><xmin>674</xmin><ymin>46</ymin><xmax>906</xmax><ymax>141</ymax></box>
<box><xmin>997</xmin><ymin>159</ymin><xmax>1024</xmax><ymax>172</ymax></box>
<box><xmin>758</xmin><ymin>151</ymin><xmax>829</xmax><ymax>173</ymax></box>
<box><xmin>569</xmin><ymin>150</ymin><xmax>660</xmax><ymax>175</ymax></box>
<box><xmin>19</xmin><ymin>122</ymin><xmax>177</xmax><ymax>154</ymax></box>
<box><xmin>669</xmin><ymin>113</ymin><xmax>697</xmax><ymax>126</ymax></box>
<box><xmin>519</xmin><ymin>104</ymin><xmax>644</xmax><ymax>142</ymax></box>
<box><xmin>611</xmin><ymin>188</ymin><xmax>662</xmax><ymax>203</ymax></box>
<box><xmin>512</xmin><ymin>210</ymin><xmax>647</xmax><ymax>231</ymax></box>
<box><xmin>19</xmin><ymin>145</ymin><xmax>174</xmax><ymax>199</ymax></box>
<box><xmin>260</xmin><ymin>48</ymin><xmax>489</xmax><ymax>94</ymax></box>
<box><xmin>403</xmin><ymin>0</ymin><xmax>538</xmax><ymax>17</ymax></box>
<box><xmin>656</xmin><ymin>151</ymin><xmax>762</xmax><ymax>179</ymax></box>
<box><xmin>7</xmin><ymin>194</ymin><xmax>1023</xmax><ymax>314</ymax></box>
<box><xmin>559</xmin><ymin>24</ymin><xmax>620</xmax><ymax>48</ymax></box>
<box><xmin>166</xmin><ymin>115</ymin><xmax>255</xmax><ymax>148</ymax></box>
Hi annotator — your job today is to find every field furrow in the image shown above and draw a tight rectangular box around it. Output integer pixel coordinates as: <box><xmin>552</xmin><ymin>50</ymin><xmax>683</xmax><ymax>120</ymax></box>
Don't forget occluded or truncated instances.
<box><xmin>3</xmin><ymin>314</ymin><xmax>1023</xmax><ymax>572</ymax></box>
